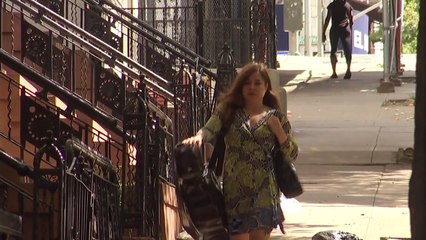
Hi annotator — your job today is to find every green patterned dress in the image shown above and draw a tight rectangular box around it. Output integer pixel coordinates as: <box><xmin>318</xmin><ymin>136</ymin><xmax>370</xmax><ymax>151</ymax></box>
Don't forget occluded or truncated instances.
<box><xmin>201</xmin><ymin>107</ymin><xmax>298</xmax><ymax>234</ymax></box>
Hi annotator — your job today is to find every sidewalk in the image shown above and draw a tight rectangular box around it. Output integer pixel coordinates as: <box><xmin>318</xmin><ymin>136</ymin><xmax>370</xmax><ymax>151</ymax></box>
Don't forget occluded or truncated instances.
<box><xmin>271</xmin><ymin>54</ymin><xmax>415</xmax><ymax>240</ymax></box>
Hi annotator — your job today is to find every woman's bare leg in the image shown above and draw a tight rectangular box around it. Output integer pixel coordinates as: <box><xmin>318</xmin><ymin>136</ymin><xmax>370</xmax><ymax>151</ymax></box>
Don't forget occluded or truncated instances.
<box><xmin>230</xmin><ymin>233</ymin><xmax>250</xmax><ymax>240</ymax></box>
<box><xmin>249</xmin><ymin>229</ymin><xmax>271</xmax><ymax>240</ymax></box>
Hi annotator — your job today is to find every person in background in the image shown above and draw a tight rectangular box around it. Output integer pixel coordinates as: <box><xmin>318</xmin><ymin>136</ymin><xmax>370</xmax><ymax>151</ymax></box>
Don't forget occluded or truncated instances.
<box><xmin>183</xmin><ymin>62</ymin><xmax>298</xmax><ymax>240</ymax></box>
<box><xmin>322</xmin><ymin>0</ymin><xmax>354</xmax><ymax>79</ymax></box>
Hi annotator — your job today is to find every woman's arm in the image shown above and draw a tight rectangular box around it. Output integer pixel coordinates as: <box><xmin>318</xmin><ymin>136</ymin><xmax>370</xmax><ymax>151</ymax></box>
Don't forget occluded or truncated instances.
<box><xmin>280</xmin><ymin>116</ymin><xmax>298</xmax><ymax>163</ymax></box>
<box><xmin>182</xmin><ymin>112</ymin><xmax>223</xmax><ymax>146</ymax></box>
<box><xmin>268</xmin><ymin>113</ymin><xmax>299</xmax><ymax>163</ymax></box>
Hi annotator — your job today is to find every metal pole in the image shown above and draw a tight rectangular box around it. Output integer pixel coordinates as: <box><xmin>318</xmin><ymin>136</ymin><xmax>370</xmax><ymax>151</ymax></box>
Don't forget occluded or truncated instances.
<box><xmin>317</xmin><ymin>0</ymin><xmax>324</xmax><ymax>57</ymax></box>
<box><xmin>395</xmin><ymin>0</ymin><xmax>403</xmax><ymax>74</ymax></box>
<box><xmin>383</xmin><ymin>0</ymin><xmax>391</xmax><ymax>82</ymax></box>
<box><xmin>377</xmin><ymin>0</ymin><xmax>395</xmax><ymax>93</ymax></box>
<box><xmin>271</xmin><ymin>0</ymin><xmax>277</xmax><ymax>68</ymax></box>
<box><xmin>390</xmin><ymin>0</ymin><xmax>400</xmax><ymax>77</ymax></box>
<box><xmin>0</xmin><ymin>0</ymin><xmax>3</xmax><ymax>48</ymax></box>
<box><xmin>196</xmin><ymin>0</ymin><xmax>204</xmax><ymax>57</ymax></box>
<box><xmin>304</xmin><ymin>0</ymin><xmax>311</xmax><ymax>56</ymax></box>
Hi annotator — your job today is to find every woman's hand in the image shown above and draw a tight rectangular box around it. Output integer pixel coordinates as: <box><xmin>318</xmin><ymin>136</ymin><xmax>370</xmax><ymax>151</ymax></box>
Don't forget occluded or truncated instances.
<box><xmin>267</xmin><ymin>116</ymin><xmax>288</xmax><ymax>145</ymax></box>
<box><xmin>182</xmin><ymin>134</ymin><xmax>203</xmax><ymax>146</ymax></box>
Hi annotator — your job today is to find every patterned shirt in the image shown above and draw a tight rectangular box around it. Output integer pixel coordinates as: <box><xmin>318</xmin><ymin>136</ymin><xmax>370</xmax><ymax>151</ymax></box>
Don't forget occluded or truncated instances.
<box><xmin>201</xmin><ymin>107</ymin><xmax>298</xmax><ymax>220</ymax></box>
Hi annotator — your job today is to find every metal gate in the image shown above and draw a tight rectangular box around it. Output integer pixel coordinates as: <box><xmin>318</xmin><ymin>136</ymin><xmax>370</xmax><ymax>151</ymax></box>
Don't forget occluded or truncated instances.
<box><xmin>139</xmin><ymin>0</ymin><xmax>198</xmax><ymax>53</ymax></box>
<box><xmin>203</xmin><ymin>0</ymin><xmax>251</xmax><ymax>67</ymax></box>
<box><xmin>138</xmin><ymin>0</ymin><xmax>254</xmax><ymax>67</ymax></box>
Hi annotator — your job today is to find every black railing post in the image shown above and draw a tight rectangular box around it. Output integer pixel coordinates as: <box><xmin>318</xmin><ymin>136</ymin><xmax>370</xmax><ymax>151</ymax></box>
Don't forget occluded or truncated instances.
<box><xmin>32</xmin><ymin>130</ymin><xmax>64</xmax><ymax>240</ymax></box>
<box><xmin>0</xmin><ymin>0</ymin><xmax>2</xmax><ymax>48</ymax></box>
<box><xmin>214</xmin><ymin>43</ymin><xmax>236</xmax><ymax>109</ymax></box>
<box><xmin>190</xmin><ymin>62</ymin><xmax>198</xmax><ymax>134</ymax></box>
<box><xmin>196</xmin><ymin>0</ymin><xmax>204</xmax><ymax>57</ymax></box>
<box><xmin>136</xmin><ymin>80</ymin><xmax>149</xmax><ymax>236</ymax></box>
<box><xmin>269</xmin><ymin>0</ymin><xmax>277</xmax><ymax>68</ymax></box>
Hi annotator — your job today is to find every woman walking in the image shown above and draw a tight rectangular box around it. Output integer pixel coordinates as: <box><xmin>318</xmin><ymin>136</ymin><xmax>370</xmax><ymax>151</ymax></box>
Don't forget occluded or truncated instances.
<box><xmin>183</xmin><ymin>62</ymin><xmax>299</xmax><ymax>240</ymax></box>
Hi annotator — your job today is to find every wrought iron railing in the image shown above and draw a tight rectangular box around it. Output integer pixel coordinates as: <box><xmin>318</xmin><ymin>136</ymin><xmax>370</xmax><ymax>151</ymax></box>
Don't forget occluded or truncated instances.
<box><xmin>62</xmin><ymin>137</ymin><xmax>120</xmax><ymax>240</ymax></box>
<box><xmin>130</xmin><ymin>0</ymin><xmax>277</xmax><ymax>68</ymax></box>
<box><xmin>7</xmin><ymin>0</ymin><xmax>216</xmax><ymax>140</ymax></box>
<box><xmin>0</xmin><ymin>69</ymin><xmax>123</xmax><ymax>239</ymax></box>
<box><xmin>0</xmin><ymin>0</ymin><xmax>245</xmax><ymax>239</ymax></box>
<box><xmin>75</xmin><ymin>0</ymin><xmax>218</xmax><ymax>137</ymax></box>
<box><xmin>1</xmin><ymin>1</ymin><xmax>182</xmax><ymax>239</ymax></box>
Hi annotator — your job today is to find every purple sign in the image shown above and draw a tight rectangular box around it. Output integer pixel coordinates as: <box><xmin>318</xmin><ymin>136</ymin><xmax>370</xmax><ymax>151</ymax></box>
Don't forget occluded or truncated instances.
<box><xmin>352</xmin><ymin>10</ymin><xmax>369</xmax><ymax>54</ymax></box>
<box><xmin>276</xmin><ymin>4</ymin><xmax>289</xmax><ymax>52</ymax></box>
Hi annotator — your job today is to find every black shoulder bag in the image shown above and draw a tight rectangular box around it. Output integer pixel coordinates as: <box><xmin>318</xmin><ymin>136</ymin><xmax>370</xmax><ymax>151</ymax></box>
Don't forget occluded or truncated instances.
<box><xmin>253</xmin><ymin>135</ymin><xmax>303</xmax><ymax>199</ymax></box>
<box><xmin>174</xmin><ymin>128</ymin><xmax>229</xmax><ymax>240</ymax></box>
<box><xmin>270</xmin><ymin>142</ymin><xmax>303</xmax><ymax>198</ymax></box>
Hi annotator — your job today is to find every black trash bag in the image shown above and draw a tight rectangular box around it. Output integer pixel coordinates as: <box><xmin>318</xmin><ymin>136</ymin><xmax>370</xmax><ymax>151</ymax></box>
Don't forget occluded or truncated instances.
<box><xmin>312</xmin><ymin>230</ymin><xmax>361</xmax><ymax>240</ymax></box>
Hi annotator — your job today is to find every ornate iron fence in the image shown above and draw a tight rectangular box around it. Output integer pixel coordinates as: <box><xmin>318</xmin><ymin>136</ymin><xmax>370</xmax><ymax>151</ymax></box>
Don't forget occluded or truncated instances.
<box><xmin>135</xmin><ymin>0</ymin><xmax>277</xmax><ymax>68</ymax></box>
<box><xmin>138</xmin><ymin>4</ymin><xmax>198</xmax><ymax>52</ymax></box>
<box><xmin>203</xmin><ymin>0</ymin><xmax>251</xmax><ymax>67</ymax></box>
<box><xmin>0</xmin><ymin>0</ymin><xmax>248</xmax><ymax>239</ymax></box>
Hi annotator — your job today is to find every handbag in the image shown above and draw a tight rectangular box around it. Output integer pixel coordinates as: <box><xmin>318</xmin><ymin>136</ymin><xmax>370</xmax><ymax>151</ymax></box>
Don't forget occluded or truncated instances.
<box><xmin>174</xmin><ymin>135</ymin><xmax>229</xmax><ymax>240</ymax></box>
<box><xmin>270</xmin><ymin>143</ymin><xmax>303</xmax><ymax>198</ymax></box>
<box><xmin>252</xmin><ymin>129</ymin><xmax>303</xmax><ymax>199</ymax></box>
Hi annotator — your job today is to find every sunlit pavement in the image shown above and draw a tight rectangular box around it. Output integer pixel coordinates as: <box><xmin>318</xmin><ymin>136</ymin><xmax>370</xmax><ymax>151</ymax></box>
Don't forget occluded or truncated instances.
<box><xmin>270</xmin><ymin>54</ymin><xmax>415</xmax><ymax>240</ymax></box>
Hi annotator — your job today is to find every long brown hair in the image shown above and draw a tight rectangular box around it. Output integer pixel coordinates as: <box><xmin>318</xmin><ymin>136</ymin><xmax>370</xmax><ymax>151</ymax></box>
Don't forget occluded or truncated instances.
<box><xmin>217</xmin><ymin>62</ymin><xmax>281</xmax><ymax>129</ymax></box>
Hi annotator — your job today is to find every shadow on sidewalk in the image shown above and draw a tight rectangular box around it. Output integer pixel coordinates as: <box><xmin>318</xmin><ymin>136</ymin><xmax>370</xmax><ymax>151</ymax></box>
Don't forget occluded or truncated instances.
<box><xmin>296</xmin><ymin>163</ymin><xmax>410</xmax><ymax>207</ymax></box>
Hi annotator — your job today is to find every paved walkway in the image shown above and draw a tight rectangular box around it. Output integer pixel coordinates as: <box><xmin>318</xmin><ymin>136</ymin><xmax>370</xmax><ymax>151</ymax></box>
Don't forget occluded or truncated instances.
<box><xmin>271</xmin><ymin>54</ymin><xmax>415</xmax><ymax>240</ymax></box>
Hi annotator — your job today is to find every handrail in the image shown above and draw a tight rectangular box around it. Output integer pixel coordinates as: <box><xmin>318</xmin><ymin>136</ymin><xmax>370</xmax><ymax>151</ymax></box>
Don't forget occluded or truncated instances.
<box><xmin>16</xmin><ymin>0</ymin><xmax>175</xmax><ymax>101</ymax></box>
<box><xmin>0</xmin><ymin>49</ymin><xmax>124</xmax><ymax>137</ymax></box>
<box><xmin>66</xmin><ymin>137</ymin><xmax>116</xmax><ymax>172</ymax></box>
<box><xmin>0</xmin><ymin>70</ymin><xmax>133</xmax><ymax>154</ymax></box>
<box><xmin>0</xmin><ymin>150</ymin><xmax>33</xmax><ymax>177</ymax></box>
<box><xmin>0</xmin><ymin>129</ymin><xmax>42</xmax><ymax>161</ymax></box>
<box><xmin>148</xmin><ymin>102</ymin><xmax>173</xmax><ymax>128</ymax></box>
<box><xmin>0</xmin><ymin>149</ymin><xmax>55</xmax><ymax>187</ymax></box>
<box><xmin>87</xmin><ymin>0</ymin><xmax>219</xmax><ymax>80</ymax></box>
<box><xmin>0</xmin><ymin>174</ymin><xmax>34</xmax><ymax>201</ymax></box>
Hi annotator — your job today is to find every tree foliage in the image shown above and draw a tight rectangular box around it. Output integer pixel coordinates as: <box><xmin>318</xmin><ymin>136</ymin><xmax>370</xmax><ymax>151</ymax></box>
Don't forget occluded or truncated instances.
<box><xmin>403</xmin><ymin>0</ymin><xmax>419</xmax><ymax>53</ymax></box>
<box><xmin>370</xmin><ymin>23</ymin><xmax>383</xmax><ymax>43</ymax></box>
